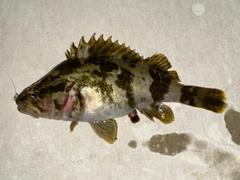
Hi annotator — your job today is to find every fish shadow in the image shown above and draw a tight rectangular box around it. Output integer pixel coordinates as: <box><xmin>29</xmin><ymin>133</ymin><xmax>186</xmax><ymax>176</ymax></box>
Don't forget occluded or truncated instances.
<box><xmin>138</xmin><ymin>108</ymin><xmax>240</xmax><ymax>156</ymax></box>
<box><xmin>224</xmin><ymin>108</ymin><xmax>240</xmax><ymax>145</ymax></box>
<box><xmin>143</xmin><ymin>133</ymin><xmax>192</xmax><ymax>156</ymax></box>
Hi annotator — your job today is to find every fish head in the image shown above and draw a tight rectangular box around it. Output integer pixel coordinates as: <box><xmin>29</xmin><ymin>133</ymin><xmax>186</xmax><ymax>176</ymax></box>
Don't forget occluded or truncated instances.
<box><xmin>15</xmin><ymin>59</ymin><xmax>83</xmax><ymax>120</ymax></box>
<box><xmin>15</xmin><ymin>86</ymin><xmax>43</xmax><ymax>118</ymax></box>
<box><xmin>15</xmin><ymin>76</ymin><xmax>76</xmax><ymax>120</ymax></box>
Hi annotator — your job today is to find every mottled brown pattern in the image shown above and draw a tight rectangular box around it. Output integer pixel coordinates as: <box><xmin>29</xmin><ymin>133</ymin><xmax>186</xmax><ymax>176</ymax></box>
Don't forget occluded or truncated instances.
<box><xmin>46</xmin><ymin>82</ymin><xmax>67</xmax><ymax>93</ymax></box>
<box><xmin>41</xmin><ymin>80</ymin><xmax>75</xmax><ymax>111</ymax></box>
<box><xmin>51</xmin><ymin>59</ymin><xmax>82</xmax><ymax>77</ymax></box>
<box><xmin>180</xmin><ymin>86</ymin><xmax>226</xmax><ymax>113</ymax></box>
<box><xmin>33</xmin><ymin>60</ymin><xmax>81</xmax><ymax>99</ymax></box>
<box><xmin>39</xmin><ymin>79</ymin><xmax>74</xmax><ymax>98</ymax></box>
<box><xmin>149</xmin><ymin>70</ymin><xmax>171</xmax><ymax>102</ymax></box>
<box><xmin>128</xmin><ymin>63</ymin><xmax>136</xmax><ymax>68</ymax></box>
<box><xmin>97</xmin><ymin>80</ymin><xmax>114</xmax><ymax>103</ymax></box>
<box><xmin>115</xmin><ymin>67</ymin><xmax>135</xmax><ymax>108</ymax></box>
<box><xmin>91</xmin><ymin>69</ymin><xmax>114</xmax><ymax>103</ymax></box>
<box><xmin>99</xmin><ymin>61</ymin><xmax>119</xmax><ymax>72</ymax></box>
<box><xmin>54</xmin><ymin>99</ymin><xmax>63</xmax><ymax>110</ymax></box>
<box><xmin>80</xmin><ymin>74</ymin><xmax>114</xmax><ymax>104</ymax></box>
<box><xmin>85</xmin><ymin>58</ymin><xmax>119</xmax><ymax>72</ymax></box>
<box><xmin>91</xmin><ymin>69</ymin><xmax>108</xmax><ymax>78</ymax></box>
<box><xmin>180</xmin><ymin>86</ymin><xmax>198</xmax><ymax>105</ymax></box>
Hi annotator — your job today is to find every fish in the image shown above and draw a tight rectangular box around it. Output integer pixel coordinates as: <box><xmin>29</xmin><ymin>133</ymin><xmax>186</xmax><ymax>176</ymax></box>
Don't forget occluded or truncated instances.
<box><xmin>15</xmin><ymin>34</ymin><xmax>226</xmax><ymax>144</ymax></box>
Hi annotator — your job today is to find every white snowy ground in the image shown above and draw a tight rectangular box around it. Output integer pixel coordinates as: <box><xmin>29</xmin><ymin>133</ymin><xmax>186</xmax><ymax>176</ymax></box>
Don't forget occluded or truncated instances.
<box><xmin>1</xmin><ymin>1</ymin><xmax>240</xmax><ymax>180</ymax></box>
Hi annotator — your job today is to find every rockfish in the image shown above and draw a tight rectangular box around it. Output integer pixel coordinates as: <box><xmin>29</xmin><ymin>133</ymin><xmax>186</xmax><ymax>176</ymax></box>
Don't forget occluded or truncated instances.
<box><xmin>15</xmin><ymin>34</ymin><xmax>226</xmax><ymax>144</ymax></box>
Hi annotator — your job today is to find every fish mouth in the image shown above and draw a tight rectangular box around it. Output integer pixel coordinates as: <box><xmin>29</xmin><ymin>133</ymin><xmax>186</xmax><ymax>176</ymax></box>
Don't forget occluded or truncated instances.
<box><xmin>17</xmin><ymin>104</ymin><xmax>40</xmax><ymax>118</ymax></box>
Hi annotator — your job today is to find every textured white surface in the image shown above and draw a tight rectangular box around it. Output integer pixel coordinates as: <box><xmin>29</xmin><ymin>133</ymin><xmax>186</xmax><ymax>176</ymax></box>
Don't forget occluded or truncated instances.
<box><xmin>1</xmin><ymin>0</ymin><xmax>240</xmax><ymax>179</ymax></box>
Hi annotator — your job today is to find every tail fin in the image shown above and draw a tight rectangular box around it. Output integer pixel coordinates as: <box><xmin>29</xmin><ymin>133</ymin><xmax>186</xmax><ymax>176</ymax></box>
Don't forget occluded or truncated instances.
<box><xmin>180</xmin><ymin>86</ymin><xmax>226</xmax><ymax>113</ymax></box>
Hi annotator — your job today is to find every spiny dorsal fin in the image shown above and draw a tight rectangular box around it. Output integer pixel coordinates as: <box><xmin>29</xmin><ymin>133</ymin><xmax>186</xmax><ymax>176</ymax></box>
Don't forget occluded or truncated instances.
<box><xmin>65</xmin><ymin>34</ymin><xmax>143</xmax><ymax>63</ymax></box>
<box><xmin>146</xmin><ymin>54</ymin><xmax>180</xmax><ymax>82</ymax></box>
<box><xmin>65</xmin><ymin>34</ymin><xmax>180</xmax><ymax>82</ymax></box>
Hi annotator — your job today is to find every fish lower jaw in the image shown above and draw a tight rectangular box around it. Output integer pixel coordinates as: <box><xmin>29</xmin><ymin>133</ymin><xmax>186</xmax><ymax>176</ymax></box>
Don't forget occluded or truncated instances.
<box><xmin>19</xmin><ymin>107</ymin><xmax>40</xmax><ymax>119</ymax></box>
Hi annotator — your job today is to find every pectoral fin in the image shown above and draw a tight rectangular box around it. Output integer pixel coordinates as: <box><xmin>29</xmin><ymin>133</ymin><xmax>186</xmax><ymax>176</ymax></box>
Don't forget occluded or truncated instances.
<box><xmin>70</xmin><ymin>119</ymin><xmax>78</xmax><ymax>132</ymax></box>
<box><xmin>89</xmin><ymin>119</ymin><xmax>118</xmax><ymax>144</ymax></box>
<box><xmin>138</xmin><ymin>103</ymin><xmax>174</xmax><ymax>124</ymax></box>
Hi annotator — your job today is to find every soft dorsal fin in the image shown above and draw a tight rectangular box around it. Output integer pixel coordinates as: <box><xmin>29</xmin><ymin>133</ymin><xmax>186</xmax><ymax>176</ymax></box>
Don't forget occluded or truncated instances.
<box><xmin>146</xmin><ymin>54</ymin><xmax>181</xmax><ymax>82</ymax></box>
<box><xmin>167</xmin><ymin>70</ymin><xmax>181</xmax><ymax>82</ymax></box>
<box><xmin>65</xmin><ymin>34</ymin><xmax>143</xmax><ymax>63</ymax></box>
<box><xmin>146</xmin><ymin>54</ymin><xmax>172</xmax><ymax>71</ymax></box>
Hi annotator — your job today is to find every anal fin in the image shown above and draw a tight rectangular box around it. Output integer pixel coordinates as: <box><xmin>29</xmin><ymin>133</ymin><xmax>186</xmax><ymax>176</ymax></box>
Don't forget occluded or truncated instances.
<box><xmin>138</xmin><ymin>103</ymin><xmax>174</xmax><ymax>124</ymax></box>
<box><xmin>89</xmin><ymin>119</ymin><xmax>118</xmax><ymax>144</ymax></box>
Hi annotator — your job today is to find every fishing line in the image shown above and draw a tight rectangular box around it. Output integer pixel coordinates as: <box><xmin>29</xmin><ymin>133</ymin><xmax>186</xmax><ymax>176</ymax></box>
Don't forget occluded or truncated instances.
<box><xmin>6</xmin><ymin>73</ymin><xmax>18</xmax><ymax>101</ymax></box>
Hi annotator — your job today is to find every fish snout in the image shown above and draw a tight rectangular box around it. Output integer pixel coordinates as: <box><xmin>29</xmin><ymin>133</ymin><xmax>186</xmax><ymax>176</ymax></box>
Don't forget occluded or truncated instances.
<box><xmin>16</xmin><ymin>97</ymin><xmax>40</xmax><ymax>118</ymax></box>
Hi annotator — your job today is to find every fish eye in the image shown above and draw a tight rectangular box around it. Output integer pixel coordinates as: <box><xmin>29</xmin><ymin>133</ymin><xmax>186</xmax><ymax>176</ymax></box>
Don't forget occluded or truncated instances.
<box><xmin>27</xmin><ymin>88</ymin><xmax>39</xmax><ymax>99</ymax></box>
<box><xmin>29</xmin><ymin>93</ymin><xmax>37</xmax><ymax>99</ymax></box>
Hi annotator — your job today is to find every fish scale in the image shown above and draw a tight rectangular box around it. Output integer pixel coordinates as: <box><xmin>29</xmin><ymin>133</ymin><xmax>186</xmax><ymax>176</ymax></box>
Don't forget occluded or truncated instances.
<box><xmin>15</xmin><ymin>34</ymin><xmax>226</xmax><ymax>144</ymax></box>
